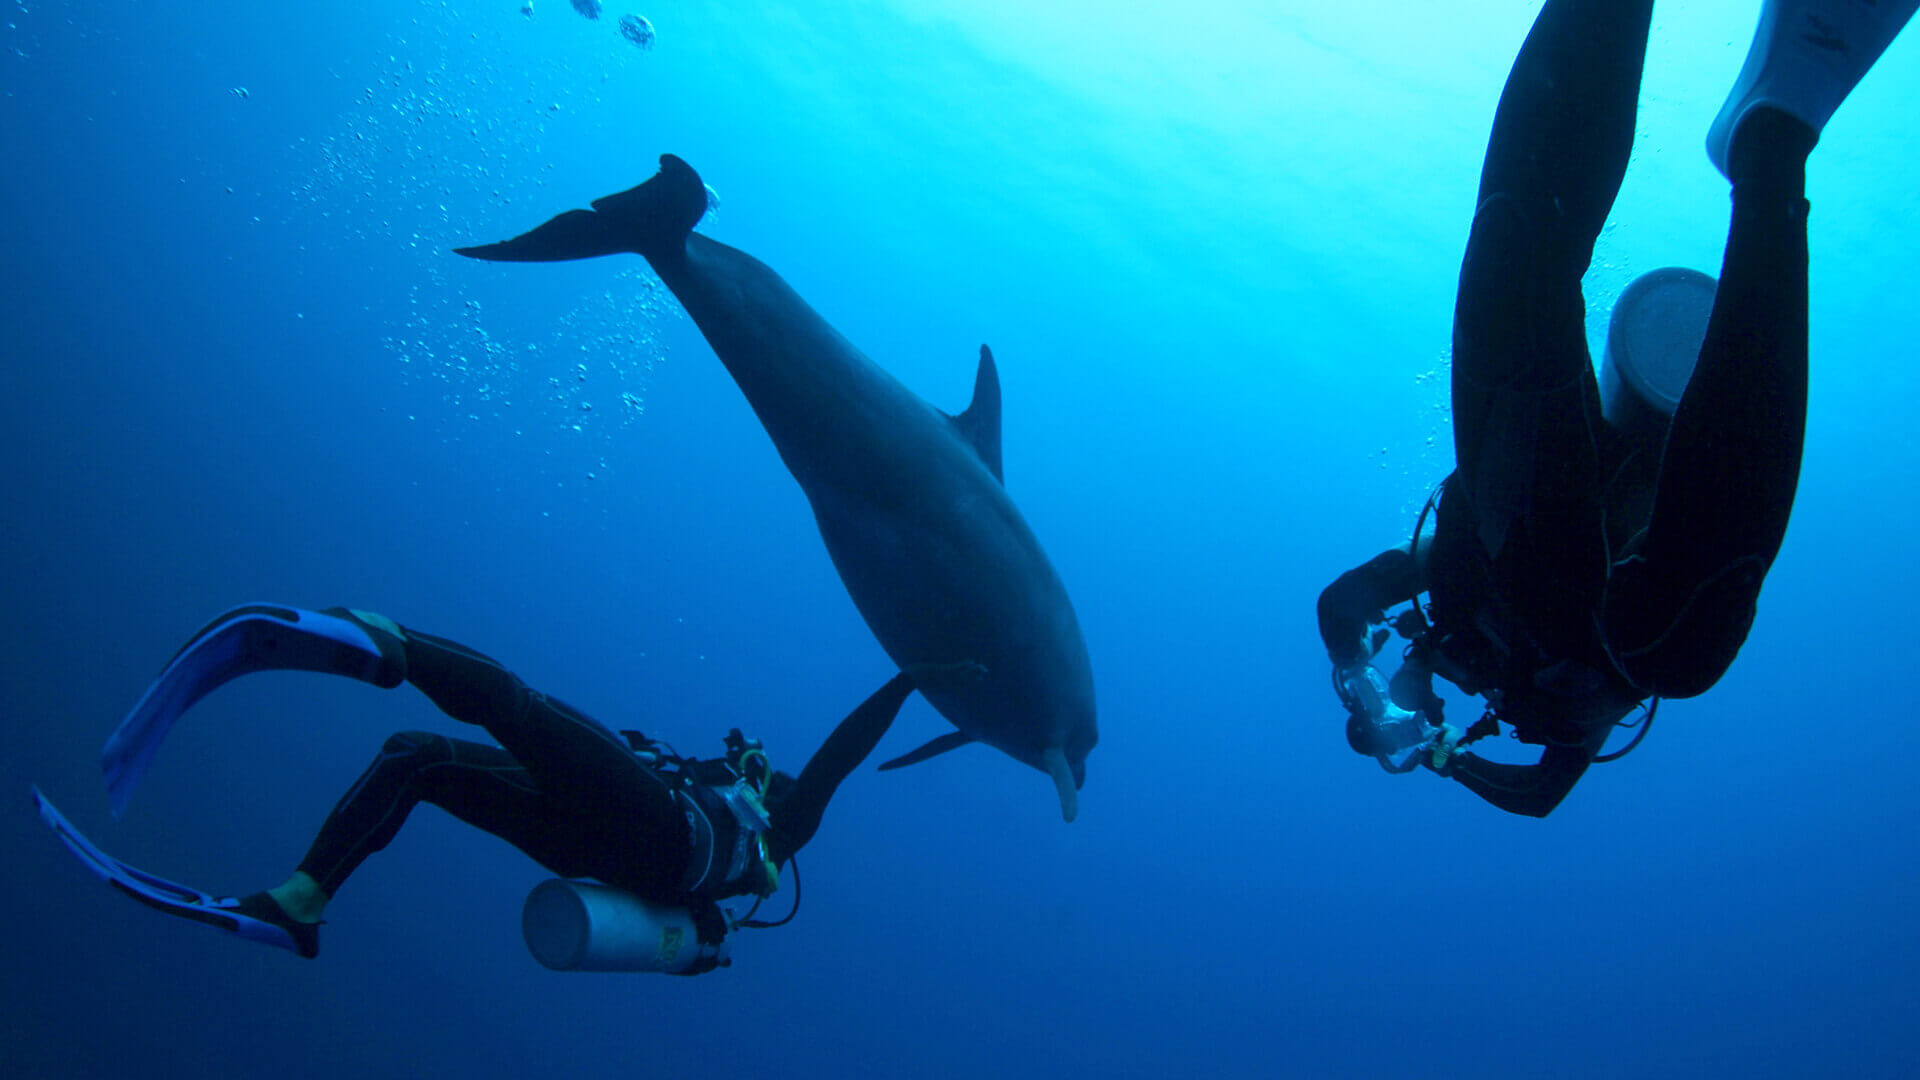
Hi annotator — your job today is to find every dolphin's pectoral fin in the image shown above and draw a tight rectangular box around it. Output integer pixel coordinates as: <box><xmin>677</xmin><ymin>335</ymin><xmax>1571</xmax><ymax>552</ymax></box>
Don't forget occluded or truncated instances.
<box><xmin>453</xmin><ymin>210</ymin><xmax>631</xmax><ymax>263</ymax></box>
<box><xmin>876</xmin><ymin>731</ymin><xmax>976</xmax><ymax>771</ymax></box>
<box><xmin>454</xmin><ymin>155</ymin><xmax>708</xmax><ymax>264</ymax></box>
<box><xmin>949</xmin><ymin>345</ymin><xmax>1004</xmax><ymax>483</ymax></box>
<box><xmin>1045</xmin><ymin>748</ymin><xmax>1079</xmax><ymax>823</ymax></box>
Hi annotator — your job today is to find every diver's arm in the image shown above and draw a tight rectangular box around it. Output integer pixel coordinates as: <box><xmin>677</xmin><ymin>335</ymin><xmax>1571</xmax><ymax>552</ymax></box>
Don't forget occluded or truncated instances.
<box><xmin>765</xmin><ymin>673</ymin><xmax>914</xmax><ymax>863</ymax></box>
<box><xmin>1318</xmin><ymin>548</ymin><xmax>1427</xmax><ymax>667</ymax></box>
<box><xmin>1441</xmin><ymin>723</ymin><xmax>1609</xmax><ymax>818</ymax></box>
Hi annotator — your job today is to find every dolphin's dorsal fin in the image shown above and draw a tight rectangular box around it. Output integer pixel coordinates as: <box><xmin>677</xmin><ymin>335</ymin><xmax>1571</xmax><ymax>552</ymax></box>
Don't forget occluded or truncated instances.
<box><xmin>876</xmin><ymin>731</ymin><xmax>975</xmax><ymax>771</ymax></box>
<box><xmin>950</xmin><ymin>345</ymin><xmax>1004</xmax><ymax>483</ymax></box>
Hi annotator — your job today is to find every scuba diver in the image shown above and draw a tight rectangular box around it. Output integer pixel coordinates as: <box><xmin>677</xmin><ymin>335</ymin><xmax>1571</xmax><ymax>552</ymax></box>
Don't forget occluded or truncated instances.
<box><xmin>37</xmin><ymin>604</ymin><xmax>913</xmax><ymax>972</ymax></box>
<box><xmin>1318</xmin><ymin>0</ymin><xmax>1917</xmax><ymax>816</ymax></box>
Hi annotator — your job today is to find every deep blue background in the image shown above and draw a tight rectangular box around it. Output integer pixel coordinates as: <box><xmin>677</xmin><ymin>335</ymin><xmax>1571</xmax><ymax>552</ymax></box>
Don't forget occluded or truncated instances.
<box><xmin>5</xmin><ymin>2</ymin><xmax>1919</xmax><ymax>1077</ymax></box>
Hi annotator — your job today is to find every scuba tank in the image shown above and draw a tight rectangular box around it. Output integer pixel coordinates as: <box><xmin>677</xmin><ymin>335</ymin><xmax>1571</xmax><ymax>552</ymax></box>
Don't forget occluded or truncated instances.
<box><xmin>522</xmin><ymin>879</ymin><xmax>729</xmax><ymax>974</ymax></box>
<box><xmin>519</xmin><ymin>728</ymin><xmax>780</xmax><ymax>975</ymax></box>
<box><xmin>1598</xmin><ymin>267</ymin><xmax>1717</xmax><ymax>445</ymax></box>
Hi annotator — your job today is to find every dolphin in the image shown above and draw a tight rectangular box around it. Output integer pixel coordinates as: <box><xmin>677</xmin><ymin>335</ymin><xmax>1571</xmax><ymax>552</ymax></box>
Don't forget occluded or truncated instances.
<box><xmin>454</xmin><ymin>155</ymin><xmax>1097</xmax><ymax>821</ymax></box>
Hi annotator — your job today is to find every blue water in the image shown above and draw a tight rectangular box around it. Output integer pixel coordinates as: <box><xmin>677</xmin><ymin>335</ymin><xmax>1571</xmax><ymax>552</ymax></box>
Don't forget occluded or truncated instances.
<box><xmin>5</xmin><ymin>1</ymin><xmax>1919</xmax><ymax>1076</ymax></box>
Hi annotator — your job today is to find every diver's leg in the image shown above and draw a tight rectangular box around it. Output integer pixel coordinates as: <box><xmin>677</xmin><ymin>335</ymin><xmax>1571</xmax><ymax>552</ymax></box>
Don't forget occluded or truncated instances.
<box><xmin>1606</xmin><ymin>111</ymin><xmax>1814</xmax><ymax>696</ymax></box>
<box><xmin>288</xmin><ymin>731</ymin><xmax>687</xmax><ymax>906</ymax></box>
<box><xmin>234</xmin><ymin>607</ymin><xmax>670</xmax><ymax>820</ymax></box>
<box><xmin>1471</xmin><ymin>0</ymin><xmax>1653</xmax><ymax>240</ymax></box>
<box><xmin>1447</xmin><ymin>0</ymin><xmax>1654</xmax><ymax>650</ymax></box>
<box><xmin>291</xmin><ymin>733</ymin><xmax>542</xmax><ymax>899</ymax></box>
<box><xmin>388</xmin><ymin>627</ymin><xmax>688</xmax><ymax>869</ymax></box>
<box><xmin>1602</xmin><ymin>0</ymin><xmax>1917</xmax><ymax>691</ymax></box>
<box><xmin>395</xmin><ymin>630</ymin><xmax>671</xmax><ymax>801</ymax></box>
<box><xmin>254</xmin><ymin>733</ymin><xmax>555</xmax><ymax>953</ymax></box>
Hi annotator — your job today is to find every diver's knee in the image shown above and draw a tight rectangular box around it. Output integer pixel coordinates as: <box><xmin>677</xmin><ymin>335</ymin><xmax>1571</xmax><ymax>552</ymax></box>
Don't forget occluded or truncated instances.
<box><xmin>380</xmin><ymin>729</ymin><xmax>451</xmax><ymax>765</ymax></box>
<box><xmin>1610</xmin><ymin>564</ymin><xmax>1763</xmax><ymax>699</ymax></box>
<box><xmin>1463</xmin><ymin>191</ymin><xmax>1590</xmax><ymax>290</ymax></box>
<box><xmin>1469</xmin><ymin>191</ymin><xmax>1528</xmax><ymax>234</ymax></box>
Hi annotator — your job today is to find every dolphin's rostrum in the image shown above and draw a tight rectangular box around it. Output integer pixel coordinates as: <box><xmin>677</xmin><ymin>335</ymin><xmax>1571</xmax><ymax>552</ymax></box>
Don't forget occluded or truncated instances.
<box><xmin>456</xmin><ymin>155</ymin><xmax>1097</xmax><ymax>821</ymax></box>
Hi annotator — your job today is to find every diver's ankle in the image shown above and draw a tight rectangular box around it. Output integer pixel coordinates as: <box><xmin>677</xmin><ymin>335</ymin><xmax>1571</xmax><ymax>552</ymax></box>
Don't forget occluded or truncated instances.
<box><xmin>268</xmin><ymin>872</ymin><xmax>329</xmax><ymax>924</ymax></box>
<box><xmin>1727</xmin><ymin>105</ymin><xmax>1816</xmax><ymax>188</ymax></box>
<box><xmin>319</xmin><ymin>606</ymin><xmax>409</xmax><ymax>687</ymax></box>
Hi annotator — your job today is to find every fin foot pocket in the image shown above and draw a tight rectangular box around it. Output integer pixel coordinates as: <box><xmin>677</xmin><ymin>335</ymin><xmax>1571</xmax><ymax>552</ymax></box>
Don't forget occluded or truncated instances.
<box><xmin>232</xmin><ymin>893</ymin><xmax>321</xmax><ymax>959</ymax></box>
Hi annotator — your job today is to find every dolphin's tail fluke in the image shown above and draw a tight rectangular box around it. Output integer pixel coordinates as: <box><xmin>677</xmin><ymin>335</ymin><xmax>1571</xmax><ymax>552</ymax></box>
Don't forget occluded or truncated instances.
<box><xmin>454</xmin><ymin>154</ymin><xmax>707</xmax><ymax>263</ymax></box>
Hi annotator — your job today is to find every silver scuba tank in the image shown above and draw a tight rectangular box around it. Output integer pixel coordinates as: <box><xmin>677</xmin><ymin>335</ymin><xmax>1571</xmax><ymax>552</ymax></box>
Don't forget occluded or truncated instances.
<box><xmin>521</xmin><ymin>879</ymin><xmax>729</xmax><ymax>974</ymax></box>
<box><xmin>1598</xmin><ymin>267</ymin><xmax>1718</xmax><ymax>445</ymax></box>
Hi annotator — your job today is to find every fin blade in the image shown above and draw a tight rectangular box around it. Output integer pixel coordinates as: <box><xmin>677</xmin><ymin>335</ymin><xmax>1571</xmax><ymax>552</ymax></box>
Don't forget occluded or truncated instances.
<box><xmin>876</xmin><ymin>731</ymin><xmax>975</xmax><ymax>771</ymax></box>
<box><xmin>99</xmin><ymin>605</ymin><xmax>390</xmax><ymax>817</ymax></box>
<box><xmin>34</xmin><ymin>789</ymin><xmax>306</xmax><ymax>955</ymax></box>
<box><xmin>950</xmin><ymin>345</ymin><xmax>1004</xmax><ymax>483</ymax></box>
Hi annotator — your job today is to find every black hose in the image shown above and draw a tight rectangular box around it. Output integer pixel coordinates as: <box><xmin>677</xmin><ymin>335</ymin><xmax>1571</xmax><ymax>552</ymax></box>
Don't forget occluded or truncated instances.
<box><xmin>737</xmin><ymin>856</ymin><xmax>801</xmax><ymax>930</ymax></box>
<box><xmin>1594</xmin><ymin>697</ymin><xmax>1659</xmax><ymax>764</ymax></box>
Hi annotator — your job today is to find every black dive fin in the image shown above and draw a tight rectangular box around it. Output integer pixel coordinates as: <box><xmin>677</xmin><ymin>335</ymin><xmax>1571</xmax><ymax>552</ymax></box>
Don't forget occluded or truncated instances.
<box><xmin>949</xmin><ymin>345</ymin><xmax>1004</xmax><ymax>483</ymax></box>
<box><xmin>877</xmin><ymin>731</ymin><xmax>975</xmax><ymax>771</ymax></box>
<box><xmin>454</xmin><ymin>154</ymin><xmax>708</xmax><ymax>263</ymax></box>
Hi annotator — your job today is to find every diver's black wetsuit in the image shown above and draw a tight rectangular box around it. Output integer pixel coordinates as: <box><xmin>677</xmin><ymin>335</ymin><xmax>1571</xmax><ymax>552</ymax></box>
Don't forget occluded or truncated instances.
<box><xmin>297</xmin><ymin>622</ymin><xmax>911</xmax><ymax>902</ymax></box>
<box><xmin>1319</xmin><ymin>0</ymin><xmax>1812</xmax><ymax>817</ymax></box>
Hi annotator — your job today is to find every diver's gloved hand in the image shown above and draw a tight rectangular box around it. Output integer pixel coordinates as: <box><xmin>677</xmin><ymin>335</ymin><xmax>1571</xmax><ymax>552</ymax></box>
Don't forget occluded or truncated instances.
<box><xmin>1422</xmin><ymin>724</ymin><xmax>1464</xmax><ymax>777</ymax></box>
<box><xmin>1319</xmin><ymin>548</ymin><xmax>1421</xmax><ymax>666</ymax></box>
<box><xmin>1319</xmin><ymin>581</ymin><xmax>1376</xmax><ymax>668</ymax></box>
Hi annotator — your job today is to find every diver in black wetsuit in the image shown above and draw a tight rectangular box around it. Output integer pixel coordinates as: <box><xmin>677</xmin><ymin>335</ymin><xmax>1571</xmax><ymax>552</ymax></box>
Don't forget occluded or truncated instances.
<box><xmin>1318</xmin><ymin>0</ymin><xmax>1916</xmax><ymax>816</ymax></box>
<box><xmin>95</xmin><ymin>604</ymin><xmax>912</xmax><ymax>961</ymax></box>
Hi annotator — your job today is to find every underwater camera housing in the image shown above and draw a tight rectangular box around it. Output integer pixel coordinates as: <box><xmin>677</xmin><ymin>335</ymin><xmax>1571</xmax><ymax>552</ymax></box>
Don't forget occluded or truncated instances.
<box><xmin>1337</xmin><ymin>656</ymin><xmax>1452</xmax><ymax>775</ymax></box>
<box><xmin>1339</xmin><ymin>662</ymin><xmax>1434</xmax><ymax>761</ymax></box>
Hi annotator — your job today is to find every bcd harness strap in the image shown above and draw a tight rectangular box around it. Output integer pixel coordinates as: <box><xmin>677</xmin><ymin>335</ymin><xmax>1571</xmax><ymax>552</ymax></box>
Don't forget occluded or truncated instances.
<box><xmin>1391</xmin><ymin>478</ymin><xmax>1659</xmax><ymax>761</ymax></box>
<box><xmin>620</xmin><ymin>728</ymin><xmax>782</xmax><ymax>901</ymax></box>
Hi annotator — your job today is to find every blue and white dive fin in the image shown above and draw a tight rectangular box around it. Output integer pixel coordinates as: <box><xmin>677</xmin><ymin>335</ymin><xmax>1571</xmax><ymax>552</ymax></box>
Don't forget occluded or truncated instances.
<box><xmin>100</xmin><ymin>604</ymin><xmax>400</xmax><ymax>818</ymax></box>
<box><xmin>1707</xmin><ymin>0</ymin><xmax>1920</xmax><ymax>176</ymax></box>
<box><xmin>31</xmin><ymin>787</ymin><xmax>308</xmax><ymax>956</ymax></box>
